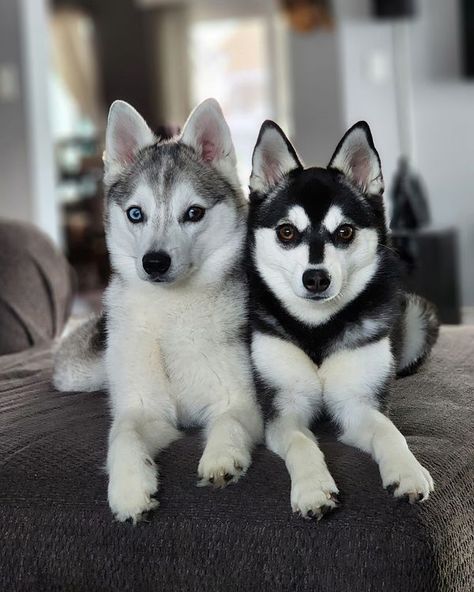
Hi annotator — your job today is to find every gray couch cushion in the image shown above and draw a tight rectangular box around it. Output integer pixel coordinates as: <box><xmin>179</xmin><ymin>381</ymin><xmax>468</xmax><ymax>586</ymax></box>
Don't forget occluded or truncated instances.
<box><xmin>0</xmin><ymin>328</ymin><xmax>473</xmax><ymax>591</ymax></box>
<box><xmin>0</xmin><ymin>220</ymin><xmax>73</xmax><ymax>355</ymax></box>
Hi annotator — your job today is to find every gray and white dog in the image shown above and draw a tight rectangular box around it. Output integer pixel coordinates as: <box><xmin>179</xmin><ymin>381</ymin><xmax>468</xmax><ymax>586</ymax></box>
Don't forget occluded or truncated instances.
<box><xmin>54</xmin><ymin>99</ymin><xmax>263</xmax><ymax>523</ymax></box>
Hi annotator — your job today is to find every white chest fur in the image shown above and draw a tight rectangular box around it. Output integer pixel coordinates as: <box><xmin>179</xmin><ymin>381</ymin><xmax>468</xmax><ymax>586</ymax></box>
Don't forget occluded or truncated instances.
<box><xmin>104</xmin><ymin>276</ymin><xmax>252</xmax><ymax>425</ymax></box>
<box><xmin>251</xmin><ymin>331</ymin><xmax>394</xmax><ymax>418</ymax></box>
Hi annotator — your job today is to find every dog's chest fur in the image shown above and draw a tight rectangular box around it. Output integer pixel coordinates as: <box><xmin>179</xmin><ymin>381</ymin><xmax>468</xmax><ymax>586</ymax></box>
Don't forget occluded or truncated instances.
<box><xmin>105</xmin><ymin>275</ymin><xmax>250</xmax><ymax>422</ymax></box>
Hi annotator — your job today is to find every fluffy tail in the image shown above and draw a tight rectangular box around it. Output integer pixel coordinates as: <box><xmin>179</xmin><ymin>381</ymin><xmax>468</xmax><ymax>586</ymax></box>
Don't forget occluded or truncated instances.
<box><xmin>396</xmin><ymin>293</ymin><xmax>440</xmax><ymax>377</ymax></box>
<box><xmin>53</xmin><ymin>313</ymin><xmax>107</xmax><ymax>392</ymax></box>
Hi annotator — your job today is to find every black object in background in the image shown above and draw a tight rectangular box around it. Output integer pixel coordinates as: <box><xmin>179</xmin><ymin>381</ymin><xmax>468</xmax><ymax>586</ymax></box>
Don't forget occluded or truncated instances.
<box><xmin>372</xmin><ymin>0</ymin><xmax>416</xmax><ymax>18</ymax></box>
<box><xmin>461</xmin><ymin>0</ymin><xmax>474</xmax><ymax>77</ymax></box>
<box><xmin>390</xmin><ymin>157</ymin><xmax>431</xmax><ymax>230</ymax></box>
<box><xmin>392</xmin><ymin>228</ymin><xmax>461</xmax><ymax>324</ymax></box>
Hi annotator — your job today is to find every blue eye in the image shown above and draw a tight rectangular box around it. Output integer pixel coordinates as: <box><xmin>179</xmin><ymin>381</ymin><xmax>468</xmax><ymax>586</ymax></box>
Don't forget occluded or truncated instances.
<box><xmin>127</xmin><ymin>206</ymin><xmax>144</xmax><ymax>223</ymax></box>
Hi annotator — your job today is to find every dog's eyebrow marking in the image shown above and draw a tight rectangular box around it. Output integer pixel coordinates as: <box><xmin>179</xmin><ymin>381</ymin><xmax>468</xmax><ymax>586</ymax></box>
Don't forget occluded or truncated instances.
<box><xmin>323</xmin><ymin>205</ymin><xmax>345</xmax><ymax>233</ymax></box>
<box><xmin>286</xmin><ymin>206</ymin><xmax>310</xmax><ymax>232</ymax></box>
<box><xmin>126</xmin><ymin>181</ymin><xmax>156</xmax><ymax>210</ymax></box>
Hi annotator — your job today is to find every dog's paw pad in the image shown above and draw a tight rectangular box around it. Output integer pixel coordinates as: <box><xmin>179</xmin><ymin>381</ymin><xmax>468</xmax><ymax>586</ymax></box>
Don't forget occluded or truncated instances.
<box><xmin>294</xmin><ymin>500</ymin><xmax>337</xmax><ymax>521</ymax></box>
<box><xmin>197</xmin><ymin>451</ymin><xmax>250</xmax><ymax>488</ymax></box>
<box><xmin>108</xmin><ymin>459</ymin><xmax>159</xmax><ymax>523</ymax></box>
<box><xmin>382</xmin><ymin>456</ymin><xmax>434</xmax><ymax>504</ymax></box>
<box><xmin>406</xmin><ymin>492</ymin><xmax>425</xmax><ymax>504</ymax></box>
<box><xmin>291</xmin><ymin>473</ymin><xmax>339</xmax><ymax>520</ymax></box>
<box><xmin>385</xmin><ymin>482</ymin><xmax>399</xmax><ymax>495</ymax></box>
<box><xmin>113</xmin><ymin>498</ymin><xmax>159</xmax><ymax>524</ymax></box>
<box><xmin>197</xmin><ymin>467</ymin><xmax>243</xmax><ymax>488</ymax></box>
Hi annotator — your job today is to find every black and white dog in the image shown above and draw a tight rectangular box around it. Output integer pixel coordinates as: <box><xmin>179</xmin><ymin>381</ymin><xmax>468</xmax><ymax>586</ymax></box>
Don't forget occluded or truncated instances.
<box><xmin>248</xmin><ymin>120</ymin><xmax>438</xmax><ymax>519</ymax></box>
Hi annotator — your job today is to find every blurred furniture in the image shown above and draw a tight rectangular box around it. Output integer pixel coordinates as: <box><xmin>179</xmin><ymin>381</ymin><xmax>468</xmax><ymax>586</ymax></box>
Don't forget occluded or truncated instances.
<box><xmin>280</xmin><ymin>0</ymin><xmax>333</xmax><ymax>32</ymax></box>
<box><xmin>461</xmin><ymin>0</ymin><xmax>474</xmax><ymax>77</ymax></box>
<box><xmin>392</xmin><ymin>228</ymin><xmax>461</xmax><ymax>324</ymax></box>
<box><xmin>0</xmin><ymin>221</ymin><xmax>473</xmax><ymax>591</ymax></box>
<box><xmin>372</xmin><ymin>0</ymin><xmax>416</xmax><ymax>18</ymax></box>
<box><xmin>56</xmin><ymin>137</ymin><xmax>110</xmax><ymax>292</ymax></box>
<box><xmin>0</xmin><ymin>220</ymin><xmax>73</xmax><ymax>356</ymax></box>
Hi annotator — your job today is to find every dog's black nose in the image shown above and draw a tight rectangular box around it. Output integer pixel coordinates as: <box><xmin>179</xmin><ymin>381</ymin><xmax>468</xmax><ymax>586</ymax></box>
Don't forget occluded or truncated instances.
<box><xmin>142</xmin><ymin>251</ymin><xmax>171</xmax><ymax>276</ymax></box>
<box><xmin>302</xmin><ymin>269</ymin><xmax>331</xmax><ymax>294</ymax></box>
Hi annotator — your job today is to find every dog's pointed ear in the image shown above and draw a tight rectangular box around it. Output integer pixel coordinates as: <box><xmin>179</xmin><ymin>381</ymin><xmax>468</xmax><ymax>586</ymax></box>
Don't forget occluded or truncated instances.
<box><xmin>104</xmin><ymin>100</ymin><xmax>155</xmax><ymax>184</ymax></box>
<box><xmin>249</xmin><ymin>121</ymin><xmax>302</xmax><ymax>197</ymax></box>
<box><xmin>180</xmin><ymin>98</ymin><xmax>238</xmax><ymax>181</ymax></box>
<box><xmin>328</xmin><ymin>122</ymin><xmax>384</xmax><ymax>196</ymax></box>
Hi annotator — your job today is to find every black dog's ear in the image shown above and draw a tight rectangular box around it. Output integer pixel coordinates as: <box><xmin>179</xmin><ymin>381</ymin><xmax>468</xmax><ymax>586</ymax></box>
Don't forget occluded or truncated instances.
<box><xmin>249</xmin><ymin>120</ymin><xmax>303</xmax><ymax>198</ymax></box>
<box><xmin>328</xmin><ymin>122</ymin><xmax>384</xmax><ymax>196</ymax></box>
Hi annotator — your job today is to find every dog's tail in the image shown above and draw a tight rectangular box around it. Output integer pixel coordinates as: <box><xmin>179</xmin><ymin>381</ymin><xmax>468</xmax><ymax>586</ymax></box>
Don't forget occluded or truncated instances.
<box><xmin>396</xmin><ymin>293</ymin><xmax>440</xmax><ymax>377</ymax></box>
<box><xmin>53</xmin><ymin>313</ymin><xmax>107</xmax><ymax>392</ymax></box>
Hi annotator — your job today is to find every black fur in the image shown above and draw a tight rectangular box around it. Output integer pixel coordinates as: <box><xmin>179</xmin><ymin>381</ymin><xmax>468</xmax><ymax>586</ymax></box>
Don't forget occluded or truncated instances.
<box><xmin>91</xmin><ymin>312</ymin><xmax>108</xmax><ymax>354</ymax></box>
<box><xmin>247</xmin><ymin>121</ymin><xmax>439</xmax><ymax>416</ymax></box>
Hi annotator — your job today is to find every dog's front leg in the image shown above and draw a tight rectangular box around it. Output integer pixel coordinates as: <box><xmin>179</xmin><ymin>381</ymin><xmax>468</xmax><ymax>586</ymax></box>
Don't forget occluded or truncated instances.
<box><xmin>198</xmin><ymin>402</ymin><xmax>262</xmax><ymax>487</ymax></box>
<box><xmin>107</xmin><ymin>413</ymin><xmax>180</xmax><ymax>522</ymax></box>
<box><xmin>197</xmin><ymin>343</ymin><xmax>263</xmax><ymax>488</ymax></box>
<box><xmin>106</xmin><ymin>331</ymin><xmax>180</xmax><ymax>523</ymax></box>
<box><xmin>252</xmin><ymin>332</ymin><xmax>339</xmax><ymax>518</ymax></box>
<box><xmin>322</xmin><ymin>338</ymin><xmax>434</xmax><ymax>503</ymax></box>
<box><xmin>266</xmin><ymin>414</ymin><xmax>339</xmax><ymax>518</ymax></box>
<box><xmin>337</xmin><ymin>406</ymin><xmax>434</xmax><ymax>502</ymax></box>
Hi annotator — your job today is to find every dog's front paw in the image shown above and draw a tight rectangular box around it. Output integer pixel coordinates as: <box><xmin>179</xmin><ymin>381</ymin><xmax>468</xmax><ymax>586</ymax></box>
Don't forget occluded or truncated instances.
<box><xmin>291</xmin><ymin>472</ymin><xmax>339</xmax><ymax>520</ymax></box>
<box><xmin>108</xmin><ymin>457</ymin><xmax>159</xmax><ymax>523</ymax></box>
<box><xmin>197</xmin><ymin>447</ymin><xmax>250</xmax><ymax>488</ymax></box>
<box><xmin>381</xmin><ymin>453</ymin><xmax>434</xmax><ymax>503</ymax></box>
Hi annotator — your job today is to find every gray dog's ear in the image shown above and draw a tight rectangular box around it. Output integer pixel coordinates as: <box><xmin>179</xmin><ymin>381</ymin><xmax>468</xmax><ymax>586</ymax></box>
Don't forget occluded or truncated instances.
<box><xmin>104</xmin><ymin>100</ymin><xmax>155</xmax><ymax>185</ymax></box>
<box><xmin>180</xmin><ymin>98</ymin><xmax>239</xmax><ymax>186</ymax></box>
<box><xmin>328</xmin><ymin>121</ymin><xmax>384</xmax><ymax>196</ymax></box>
<box><xmin>249</xmin><ymin>120</ymin><xmax>302</xmax><ymax>196</ymax></box>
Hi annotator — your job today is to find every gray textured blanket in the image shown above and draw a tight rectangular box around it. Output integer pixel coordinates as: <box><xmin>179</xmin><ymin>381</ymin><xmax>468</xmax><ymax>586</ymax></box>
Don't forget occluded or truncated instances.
<box><xmin>0</xmin><ymin>327</ymin><xmax>473</xmax><ymax>591</ymax></box>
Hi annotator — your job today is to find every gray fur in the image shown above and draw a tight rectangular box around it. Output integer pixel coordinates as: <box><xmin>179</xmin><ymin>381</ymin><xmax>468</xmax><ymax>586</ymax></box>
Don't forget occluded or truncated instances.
<box><xmin>397</xmin><ymin>293</ymin><xmax>440</xmax><ymax>377</ymax></box>
<box><xmin>107</xmin><ymin>142</ymin><xmax>244</xmax><ymax>211</ymax></box>
<box><xmin>53</xmin><ymin>99</ymin><xmax>263</xmax><ymax>523</ymax></box>
<box><xmin>53</xmin><ymin>314</ymin><xmax>107</xmax><ymax>392</ymax></box>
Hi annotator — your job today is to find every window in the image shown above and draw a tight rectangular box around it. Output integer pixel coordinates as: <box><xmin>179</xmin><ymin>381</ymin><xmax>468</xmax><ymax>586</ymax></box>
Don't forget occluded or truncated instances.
<box><xmin>189</xmin><ymin>17</ymin><xmax>273</xmax><ymax>186</ymax></box>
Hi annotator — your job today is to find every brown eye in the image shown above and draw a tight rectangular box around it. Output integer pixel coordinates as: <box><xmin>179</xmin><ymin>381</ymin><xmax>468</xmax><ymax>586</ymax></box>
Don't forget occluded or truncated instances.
<box><xmin>336</xmin><ymin>224</ymin><xmax>355</xmax><ymax>242</ymax></box>
<box><xmin>277</xmin><ymin>224</ymin><xmax>298</xmax><ymax>243</ymax></box>
<box><xmin>184</xmin><ymin>205</ymin><xmax>205</xmax><ymax>223</ymax></box>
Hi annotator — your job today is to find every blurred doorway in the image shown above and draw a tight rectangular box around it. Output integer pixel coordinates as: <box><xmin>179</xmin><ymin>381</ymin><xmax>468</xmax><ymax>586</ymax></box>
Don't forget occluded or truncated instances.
<box><xmin>189</xmin><ymin>17</ymin><xmax>272</xmax><ymax>184</ymax></box>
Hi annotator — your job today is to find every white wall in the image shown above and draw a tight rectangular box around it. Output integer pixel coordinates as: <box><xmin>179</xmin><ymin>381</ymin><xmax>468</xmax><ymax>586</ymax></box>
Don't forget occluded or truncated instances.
<box><xmin>289</xmin><ymin>0</ymin><xmax>474</xmax><ymax>305</ymax></box>
<box><xmin>0</xmin><ymin>1</ymin><xmax>33</xmax><ymax>226</ymax></box>
<box><xmin>287</xmin><ymin>28</ymin><xmax>344</xmax><ymax>167</ymax></box>
<box><xmin>337</xmin><ymin>19</ymin><xmax>400</xmax><ymax>187</ymax></box>
<box><xmin>0</xmin><ymin>0</ymin><xmax>59</xmax><ymax>245</ymax></box>
<box><xmin>287</xmin><ymin>1</ymin><xmax>400</xmax><ymax>188</ymax></box>
<box><xmin>19</xmin><ymin>0</ymin><xmax>59</xmax><ymax>245</ymax></box>
<box><xmin>410</xmin><ymin>0</ymin><xmax>474</xmax><ymax>306</ymax></box>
